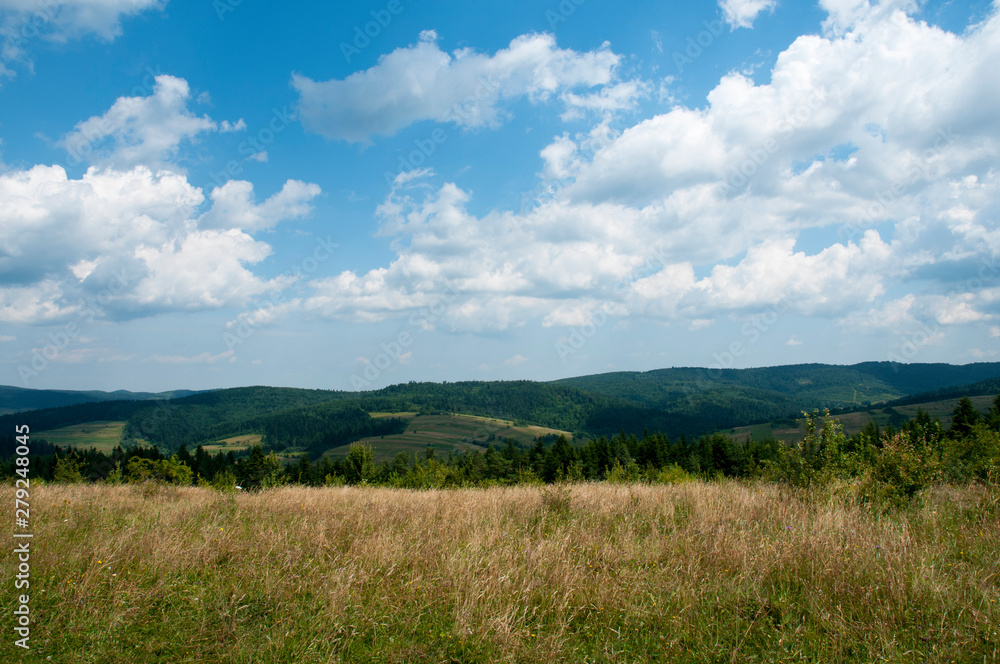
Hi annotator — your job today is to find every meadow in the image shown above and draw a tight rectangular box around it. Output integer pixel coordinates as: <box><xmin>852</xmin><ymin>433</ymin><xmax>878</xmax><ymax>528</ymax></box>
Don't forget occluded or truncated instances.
<box><xmin>31</xmin><ymin>421</ymin><xmax>125</xmax><ymax>453</ymax></box>
<box><xmin>2</xmin><ymin>481</ymin><xmax>997</xmax><ymax>663</ymax></box>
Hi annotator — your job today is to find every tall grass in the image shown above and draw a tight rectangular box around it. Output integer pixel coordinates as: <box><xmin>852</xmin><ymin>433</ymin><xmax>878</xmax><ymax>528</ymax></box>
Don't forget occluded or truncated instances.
<box><xmin>2</xmin><ymin>481</ymin><xmax>998</xmax><ymax>663</ymax></box>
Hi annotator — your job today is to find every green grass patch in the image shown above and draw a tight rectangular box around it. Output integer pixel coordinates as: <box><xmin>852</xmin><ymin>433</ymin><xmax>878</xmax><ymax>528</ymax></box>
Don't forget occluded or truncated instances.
<box><xmin>34</xmin><ymin>421</ymin><xmax>125</xmax><ymax>452</ymax></box>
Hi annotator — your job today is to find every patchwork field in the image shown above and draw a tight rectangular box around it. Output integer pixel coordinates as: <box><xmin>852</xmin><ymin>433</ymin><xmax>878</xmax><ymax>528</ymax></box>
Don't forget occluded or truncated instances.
<box><xmin>34</xmin><ymin>421</ymin><xmax>125</xmax><ymax>452</ymax></box>
<box><xmin>2</xmin><ymin>481</ymin><xmax>996</xmax><ymax>663</ymax></box>
<box><xmin>324</xmin><ymin>412</ymin><xmax>573</xmax><ymax>461</ymax></box>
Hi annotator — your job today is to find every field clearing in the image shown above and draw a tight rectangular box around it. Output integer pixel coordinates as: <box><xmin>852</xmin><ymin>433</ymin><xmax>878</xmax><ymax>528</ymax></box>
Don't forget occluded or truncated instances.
<box><xmin>33</xmin><ymin>421</ymin><xmax>125</xmax><ymax>451</ymax></box>
<box><xmin>1</xmin><ymin>481</ymin><xmax>996</xmax><ymax>663</ymax></box>
<box><xmin>201</xmin><ymin>434</ymin><xmax>261</xmax><ymax>453</ymax></box>
<box><xmin>325</xmin><ymin>413</ymin><xmax>573</xmax><ymax>461</ymax></box>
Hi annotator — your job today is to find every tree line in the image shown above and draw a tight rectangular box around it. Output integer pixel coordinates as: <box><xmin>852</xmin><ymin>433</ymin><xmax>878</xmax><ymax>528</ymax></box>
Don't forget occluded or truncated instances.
<box><xmin>4</xmin><ymin>396</ymin><xmax>998</xmax><ymax>508</ymax></box>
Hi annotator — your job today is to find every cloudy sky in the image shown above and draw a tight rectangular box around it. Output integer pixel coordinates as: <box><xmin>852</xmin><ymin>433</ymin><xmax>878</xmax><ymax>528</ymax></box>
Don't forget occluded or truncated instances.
<box><xmin>1</xmin><ymin>0</ymin><xmax>998</xmax><ymax>392</ymax></box>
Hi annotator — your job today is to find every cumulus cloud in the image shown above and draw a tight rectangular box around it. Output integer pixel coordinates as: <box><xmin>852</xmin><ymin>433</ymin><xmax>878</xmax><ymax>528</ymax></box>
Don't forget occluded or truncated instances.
<box><xmin>0</xmin><ymin>0</ymin><xmax>164</xmax><ymax>80</ymax></box>
<box><xmin>60</xmin><ymin>75</ymin><xmax>220</xmax><ymax>170</ymax></box>
<box><xmin>0</xmin><ymin>165</ymin><xmax>320</xmax><ymax>323</ymax></box>
<box><xmin>719</xmin><ymin>0</ymin><xmax>778</xmax><ymax>29</ymax></box>
<box><xmin>301</xmin><ymin>5</ymin><xmax>1000</xmax><ymax>337</ymax></box>
<box><xmin>293</xmin><ymin>31</ymin><xmax>626</xmax><ymax>143</ymax></box>
<box><xmin>199</xmin><ymin>179</ymin><xmax>323</xmax><ymax>232</ymax></box>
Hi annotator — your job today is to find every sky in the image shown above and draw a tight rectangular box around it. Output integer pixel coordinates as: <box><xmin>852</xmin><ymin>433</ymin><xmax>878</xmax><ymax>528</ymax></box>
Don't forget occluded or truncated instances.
<box><xmin>0</xmin><ymin>0</ymin><xmax>998</xmax><ymax>393</ymax></box>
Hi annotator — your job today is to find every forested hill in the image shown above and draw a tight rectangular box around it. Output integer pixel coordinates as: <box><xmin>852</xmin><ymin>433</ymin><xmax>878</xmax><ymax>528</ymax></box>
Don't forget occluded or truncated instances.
<box><xmin>0</xmin><ymin>385</ymin><xmax>200</xmax><ymax>415</ymax></box>
<box><xmin>552</xmin><ymin>362</ymin><xmax>1000</xmax><ymax>413</ymax></box>
<box><xmin>3</xmin><ymin>362</ymin><xmax>1000</xmax><ymax>455</ymax></box>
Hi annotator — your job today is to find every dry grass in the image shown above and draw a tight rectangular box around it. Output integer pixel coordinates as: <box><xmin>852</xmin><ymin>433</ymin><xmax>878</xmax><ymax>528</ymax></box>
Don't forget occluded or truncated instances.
<box><xmin>2</xmin><ymin>481</ymin><xmax>998</xmax><ymax>663</ymax></box>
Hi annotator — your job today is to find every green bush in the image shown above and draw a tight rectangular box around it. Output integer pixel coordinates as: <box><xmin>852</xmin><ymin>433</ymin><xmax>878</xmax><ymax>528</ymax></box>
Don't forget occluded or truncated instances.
<box><xmin>53</xmin><ymin>455</ymin><xmax>84</xmax><ymax>484</ymax></box>
<box><xmin>860</xmin><ymin>431</ymin><xmax>940</xmax><ymax>509</ymax></box>
<box><xmin>125</xmin><ymin>456</ymin><xmax>194</xmax><ymax>486</ymax></box>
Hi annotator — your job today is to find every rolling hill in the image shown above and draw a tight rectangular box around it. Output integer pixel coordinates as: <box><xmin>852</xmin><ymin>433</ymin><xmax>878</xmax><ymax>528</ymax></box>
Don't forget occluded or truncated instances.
<box><xmin>2</xmin><ymin>361</ymin><xmax>999</xmax><ymax>458</ymax></box>
<box><xmin>0</xmin><ymin>385</ymin><xmax>200</xmax><ymax>415</ymax></box>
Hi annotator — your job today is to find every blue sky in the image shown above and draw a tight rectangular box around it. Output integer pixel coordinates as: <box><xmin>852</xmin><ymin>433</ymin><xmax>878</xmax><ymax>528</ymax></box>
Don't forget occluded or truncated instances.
<box><xmin>0</xmin><ymin>0</ymin><xmax>998</xmax><ymax>392</ymax></box>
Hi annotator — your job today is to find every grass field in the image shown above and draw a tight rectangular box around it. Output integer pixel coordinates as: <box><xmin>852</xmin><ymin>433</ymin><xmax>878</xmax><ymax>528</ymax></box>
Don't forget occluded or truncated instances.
<box><xmin>33</xmin><ymin>421</ymin><xmax>125</xmax><ymax>452</ymax></box>
<box><xmin>200</xmin><ymin>434</ymin><xmax>261</xmax><ymax>454</ymax></box>
<box><xmin>2</xmin><ymin>481</ymin><xmax>997</xmax><ymax>663</ymax></box>
<box><xmin>324</xmin><ymin>413</ymin><xmax>573</xmax><ymax>461</ymax></box>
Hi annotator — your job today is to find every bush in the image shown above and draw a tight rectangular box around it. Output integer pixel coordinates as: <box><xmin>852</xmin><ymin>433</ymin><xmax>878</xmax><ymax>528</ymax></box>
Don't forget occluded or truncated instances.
<box><xmin>125</xmin><ymin>456</ymin><xmax>194</xmax><ymax>486</ymax></box>
<box><xmin>53</xmin><ymin>456</ymin><xmax>84</xmax><ymax>484</ymax></box>
<box><xmin>652</xmin><ymin>464</ymin><xmax>696</xmax><ymax>485</ymax></box>
<box><xmin>210</xmin><ymin>468</ymin><xmax>239</xmax><ymax>492</ymax></box>
<box><xmin>860</xmin><ymin>431</ymin><xmax>940</xmax><ymax>509</ymax></box>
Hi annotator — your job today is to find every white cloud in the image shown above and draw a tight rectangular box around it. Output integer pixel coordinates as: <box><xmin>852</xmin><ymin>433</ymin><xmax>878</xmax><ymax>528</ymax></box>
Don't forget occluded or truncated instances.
<box><xmin>219</xmin><ymin>119</ymin><xmax>246</xmax><ymax>133</ymax></box>
<box><xmin>0</xmin><ymin>165</ymin><xmax>320</xmax><ymax>323</ymax></box>
<box><xmin>60</xmin><ymin>75</ymin><xmax>219</xmax><ymax>170</ymax></box>
<box><xmin>145</xmin><ymin>350</ymin><xmax>236</xmax><ymax>364</ymax></box>
<box><xmin>505</xmin><ymin>354</ymin><xmax>528</xmax><ymax>366</ymax></box>
<box><xmin>0</xmin><ymin>334</ymin><xmax>14</xmax><ymax>341</ymax></box>
<box><xmin>990</xmin><ymin>326</ymin><xmax>1000</xmax><ymax>338</ymax></box>
<box><xmin>0</xmin><ymin>70</ymin><xmax>324</xmax><ymax>324</ymax></box>
<box><xmin>293</xmin><ymin>31</ymin><xmax>626</xmax><ymax>143</ymax></box>
<box><xmin>786</xmin><ymin>336</ymin><xmax>803</xmax><ymax>346</ymax></box>
<box><xmin>0</xmin><ymin>0</ymin><xmax>165</xmax><ymax>81</ymax></box>
<box><xmin>300</xmin><ymin>5</ymin><xmax>1000</xmax><ymax>339</ymax></box>
<box><xmin>719</xmin><ymin>0</ymin><xmax>778</xmax><ymax>29</ymax></box>
<box><xmin>304</xmin><ymin>173</ymin><xmax>896</xmax><ymax>330</ymax></box>
<box><xmin>199</xmin><ymin>179</ymin><xmax>322</xmax><ymax>232</ymax></box>
<box><xmin>560</xmin><ymin>80</ymin><xmax>650</xmax><ymax>121</ymax></box>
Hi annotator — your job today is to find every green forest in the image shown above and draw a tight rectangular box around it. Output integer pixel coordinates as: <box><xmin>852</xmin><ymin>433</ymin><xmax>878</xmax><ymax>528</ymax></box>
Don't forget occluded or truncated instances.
<box><xmin>6</xmin><ymin>395</ymin><xmax>999</xmax><ymax>509</ymax></box>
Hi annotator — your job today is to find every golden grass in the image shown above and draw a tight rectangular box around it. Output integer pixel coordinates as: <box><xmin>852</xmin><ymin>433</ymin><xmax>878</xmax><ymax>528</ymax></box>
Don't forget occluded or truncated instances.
<box><xmin>1</xmin><ymin>481</ymin><xmax>997</xmax><ymax>663</ymax></box>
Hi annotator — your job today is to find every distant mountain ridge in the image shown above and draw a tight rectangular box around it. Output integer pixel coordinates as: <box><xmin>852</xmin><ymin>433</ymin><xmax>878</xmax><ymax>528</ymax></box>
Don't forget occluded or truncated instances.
<box><xmin>0</xmin><ymin>385</ymin><xmax>201</xmax><ymax>415</ymax></box>
<box><xmin>553</xmin><ymin>362</ymin><xmax>1000</xmax><ymax>413</ymax></box>
<box><xmin>2</xmin><ymin>362</ymin><xmax>999</xmax><ymax>455</ymax></box>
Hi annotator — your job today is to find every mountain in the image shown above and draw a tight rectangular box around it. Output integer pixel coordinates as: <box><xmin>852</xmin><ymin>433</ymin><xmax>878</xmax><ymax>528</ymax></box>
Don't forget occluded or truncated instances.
<box><xmin>552</xmin><ymin>362</ymin><xmax>1000</xmax><ymax>422</ymax></box>
<box><xmin>0</xmin><ymin>385</ymin><xmax>201</xmax><ymax>415</ymax></box>
<box><xmin>3</xmin><ymin>362</ymin><xmax>999</xmax><ymax>456</ymax></box>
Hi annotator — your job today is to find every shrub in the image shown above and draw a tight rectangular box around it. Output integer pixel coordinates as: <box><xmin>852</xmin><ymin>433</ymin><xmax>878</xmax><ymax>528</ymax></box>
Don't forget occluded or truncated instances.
<box><xmin>53</xmin><ymin>455</ymin><xmax>84</xmax><ymax>484</ymax></box>
<box><xmin>125</xmin><ymin>456</ymin><xmax>194</xmax><ymax>486</ymax></box>
<box><xmin>860</xmin><ymin>431</ymin><xmax>940</xmax><ymax>509</ymax></box>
